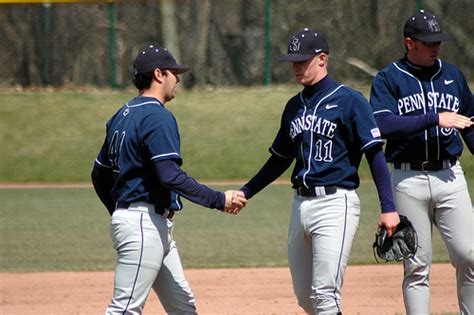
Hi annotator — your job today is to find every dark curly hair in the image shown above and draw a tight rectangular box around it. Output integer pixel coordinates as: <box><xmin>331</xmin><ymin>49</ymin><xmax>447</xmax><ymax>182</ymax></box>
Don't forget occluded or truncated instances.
<box><xmin>133</xmin><ymin>71</ymin><xmax>154</xmax><ymax>90</ymax></box>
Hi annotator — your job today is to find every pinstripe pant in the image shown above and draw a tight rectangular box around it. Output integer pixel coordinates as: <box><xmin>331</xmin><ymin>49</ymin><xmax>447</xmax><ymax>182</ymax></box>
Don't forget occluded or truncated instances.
<box><xmin>288</xmin><ymin>189</ymin><xmax>360</xmax><ymax>314</ymax></box>
<box><xmin>391</xmin><ymin>161</ymin><xmax>474</xmax><ymax>315</ymax></box>
<box><xmin>106</xmin><ymin>203</ymin><xmax>196</xmax><ymax>315</ymax></box>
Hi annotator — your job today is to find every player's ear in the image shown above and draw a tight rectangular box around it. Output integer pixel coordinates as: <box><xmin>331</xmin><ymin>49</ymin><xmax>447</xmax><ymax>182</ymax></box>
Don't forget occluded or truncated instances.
<box><xmin>404</xmin><ymin>38</ymin><xmax>413</xmax><ymax>50</ymax></box>
<box><xmin>318</xmin><ymin>53</ymin><xmax>327</xmax><ymax>67</ymax></box>
<box><xmin>152</xmin><ymin>68</ymin><xmax>165</xmax><ymax>83</ymax></box>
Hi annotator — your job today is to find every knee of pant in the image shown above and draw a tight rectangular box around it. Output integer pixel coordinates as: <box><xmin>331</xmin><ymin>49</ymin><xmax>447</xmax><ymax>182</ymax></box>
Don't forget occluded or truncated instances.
<box><xmin>450</xmin><ymin>252</ymin><xmax>474</xmax><ymax>270</ymax></box>
<box><xmin>297</xmin><ymin>299</ymin><xmax>314</xmax><ymax>314</ymax></box>
<box><xmin>295</xmin><ymin>293</ymin><xmax>313</xmax><ymax>314</ymax></box>
<box><xmin>310</xmin><ymin>292</ymin><xmax>340</xmax><ymax>314</ymax></box>
<box><xmin>107</xmin><ymin>302</ymin><xmax>143</xmax><ymax>315</ymax></box>
<box><xmin>404</xmin><ymin>263</ymin><xmax>430</xmax><ymax>284</ymax></box>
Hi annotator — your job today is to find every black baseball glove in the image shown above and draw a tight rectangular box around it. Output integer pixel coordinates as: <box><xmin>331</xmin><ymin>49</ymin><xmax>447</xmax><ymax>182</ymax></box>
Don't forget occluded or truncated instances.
<box><xmin>373</xmin><ymin>215</ymin><xmax>418</xmax><ymax>262</ymax></box>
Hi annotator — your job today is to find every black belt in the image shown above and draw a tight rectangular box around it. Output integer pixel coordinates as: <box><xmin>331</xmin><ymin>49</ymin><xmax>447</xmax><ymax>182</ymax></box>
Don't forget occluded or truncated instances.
<box><xmin>116</xmin><ymin>202</ymin><xmax>175</xmax><ymax>219</ymax></box>
<box><xmin>296</xmin><ymin>186</ymin><xmax>338</xmax><ymax>197</ymax></box>
<box><xmin>393</xmin><ymin>158</ymin><xmax>456</xmax><ymax>171</ymax></box>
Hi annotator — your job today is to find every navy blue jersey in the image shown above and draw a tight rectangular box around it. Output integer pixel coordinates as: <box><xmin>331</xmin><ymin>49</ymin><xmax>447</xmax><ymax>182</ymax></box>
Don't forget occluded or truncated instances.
<box><xmin>370</xmin><ymin>58</ymin><xmax>474</xmax><ymax>162</ymax></box>
<box><xmin>271</xmin><ymin>76</ymin><xmax>384</xmax><ymax>189</ymax></box>
<box><xmin>95</xmin><ymin>96</ymin><xmax>183</xmax><ymax>210</ymax></box>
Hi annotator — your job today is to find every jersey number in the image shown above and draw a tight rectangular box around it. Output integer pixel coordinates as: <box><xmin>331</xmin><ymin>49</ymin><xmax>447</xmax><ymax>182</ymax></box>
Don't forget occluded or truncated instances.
<box><xmin>109</xmin><ymin>130</ymin><xmax>126</xmax><ymax>172</ymax></box>
<box><xmin>313</xmin><ymin>139</ymin><xmax>333</xmax><ymax>162</ymax></box>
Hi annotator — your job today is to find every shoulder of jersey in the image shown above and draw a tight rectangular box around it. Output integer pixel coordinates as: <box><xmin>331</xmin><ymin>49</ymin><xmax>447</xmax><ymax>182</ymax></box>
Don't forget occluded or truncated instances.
<box><xmin>439</xmin><ymin>60</ymin><xmax>463</xmax><ymax>77</ymax></box>
<box><xmin>336</xmin><ymin>85</ymin><xmax>362</xmax><ymax>99</ymax></box>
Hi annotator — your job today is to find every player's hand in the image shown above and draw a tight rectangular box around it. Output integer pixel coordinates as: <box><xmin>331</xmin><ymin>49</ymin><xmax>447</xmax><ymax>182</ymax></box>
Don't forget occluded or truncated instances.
<box><xmin>223</xmin><ymin>190</ymin><xmax>248</xmax><ymax>215</ymax></box>
<box><xmin>379</xmin><ymin>211</ymin><xmax>400</xmax><ymax>237</ymax></box>
<box><xmin>438</xmin><ymin>112</ymin><xmax>472</xmax><ymax>129</ymax></box>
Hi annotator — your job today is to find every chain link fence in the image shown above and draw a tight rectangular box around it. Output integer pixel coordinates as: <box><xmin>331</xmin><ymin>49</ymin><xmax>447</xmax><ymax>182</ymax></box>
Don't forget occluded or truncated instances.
<box><xmin>0</xmin><ymin>0</ymin><xmax>472</xmax><ymax>88</ymax></box>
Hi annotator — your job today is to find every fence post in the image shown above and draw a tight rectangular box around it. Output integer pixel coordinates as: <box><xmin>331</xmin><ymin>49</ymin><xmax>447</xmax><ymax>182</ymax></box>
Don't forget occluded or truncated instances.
<box><xmin>108</xmin><ymin>1</ymin><xmax>118</xmax><ymax>88</ymax></box>
<box><xmin>263</xmin><ymin>0</ymin><xmax>271</xmax><ymax>86</ymax></box>
<box><xmin>416</xmin><ymin>0</ymin><xmax>424</xmax><ymax>10</ymax></box>
<box><xmin>42</xmin><ymin>3</ymin><xmax>52</xmax><ymax>85</ymax></box>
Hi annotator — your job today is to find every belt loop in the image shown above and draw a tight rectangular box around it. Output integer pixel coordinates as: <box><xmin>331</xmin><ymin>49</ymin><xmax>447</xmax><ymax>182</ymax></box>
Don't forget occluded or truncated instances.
<box><xmin>315</xmin><ymin>186</ymin><xmax>326</xmax><ymax>197</ymax></box>
<box><xmin>421</xmin><ymin>161</ymin><xmax>429</xmax><ymax>172</ymax></box>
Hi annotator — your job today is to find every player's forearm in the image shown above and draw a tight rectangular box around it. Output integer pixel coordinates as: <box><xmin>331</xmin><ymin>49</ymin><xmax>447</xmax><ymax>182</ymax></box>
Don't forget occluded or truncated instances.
<box><xmin>375</xmin><ymin>112</ymin><xmax>438</xmax><ymax>138</ymax></box>
<box><xmin>91</xmin><ymin>165</ymin><xmax>116</xmax><ymax>215</ymax></box>
<box><xmin>153</xmin><ymin>159</ymin><xmax>225</xmax><ymax>210</ymax></box>
<box><xmin>365</xmin><ymin>146</ymin><xmax>396</xmax><ymax>213</ymax></box>
<box><xmin>240</xmin><ymin>154</ymin><xmax>293</xmax><ymax>199</ymax></box>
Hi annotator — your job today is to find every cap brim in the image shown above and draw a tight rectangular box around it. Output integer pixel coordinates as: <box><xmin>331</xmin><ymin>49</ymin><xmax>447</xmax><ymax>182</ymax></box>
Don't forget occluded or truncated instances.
<box><xmin>413</xmin><ymin>32</ymin><xmax>452</xmax><ymax>42</ymax></box>
<box><xmin>170</xmin><ymin>64</ymin><xmax>191</xmax><ymax>74</ymax></box>
<box><xmin>278</xmin><ymin>54</ymin><xmax>315</xmax><ymax>63</ymax></box>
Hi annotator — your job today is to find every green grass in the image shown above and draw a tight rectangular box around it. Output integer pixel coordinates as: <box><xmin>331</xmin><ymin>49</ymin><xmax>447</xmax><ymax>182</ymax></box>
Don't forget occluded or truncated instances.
<box><xmin>0</xmin><ymin>87</ymin><xmax>295</xmax><ymax>182</ymax></box>
<box><xmin>1</xmin><ymin>87</ymin><xmax>472</xmax><ymax>182</ymax></box>
<box><xmin>3</xmin><ymin>181</ymin><xmax>471</xmax><ymax>272</ymax></box>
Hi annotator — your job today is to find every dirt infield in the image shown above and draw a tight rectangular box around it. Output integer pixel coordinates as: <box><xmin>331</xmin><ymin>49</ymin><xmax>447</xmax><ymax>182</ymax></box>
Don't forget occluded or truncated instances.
<box><xmin>0</xmin><ymin>263</ymin><xmax>457</xmax><ymax>314</ymax></box>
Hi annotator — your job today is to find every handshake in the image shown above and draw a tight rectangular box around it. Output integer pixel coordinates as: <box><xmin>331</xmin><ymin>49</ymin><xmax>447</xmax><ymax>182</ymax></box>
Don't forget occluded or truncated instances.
<box><xmin>223</xmin><ymin>190</ymin><xmax>248</xmax><ymax>215</ymax></box>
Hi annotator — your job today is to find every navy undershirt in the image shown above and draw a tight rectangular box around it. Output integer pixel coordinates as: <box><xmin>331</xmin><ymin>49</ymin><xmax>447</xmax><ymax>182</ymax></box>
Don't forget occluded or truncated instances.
<box><xmin>153</xmin><ymin>159</ymin><xmax>225</xmax><ymax>210</ymax></box>
<box><xmin>375</xmin><ymin>113</ymin><xmax>439</xmax><ymax>138</ymax></box>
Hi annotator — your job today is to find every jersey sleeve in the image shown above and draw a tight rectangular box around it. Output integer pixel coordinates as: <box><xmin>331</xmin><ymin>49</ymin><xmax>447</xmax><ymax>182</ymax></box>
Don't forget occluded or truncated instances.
<box><xmin>456</xmin><ymin>70</ymin><xmax>474</xmax><ymax>119</ymax></box>
<box><xmin>269</xmin><ymin>103</ymin><xmax>295</xmax><ymax>158</ymax></box>
<box><xmin>370</xmin><ymin>71</ymin><xmax>398</xmax><ymax>117</ymax></box>
<box><xmin>95</xmin><ymin>129</ymin><xmax>113</xmax><ymax>169</ymax></box>
<box><xmin>142</xmin><ymin>111</ymin><xmax>182</xmax><ymax>165</ymax></box>
<box><xmin>351</xmin><ymin>92</ymin><xmax>384</xmax><ymax>151</ymax></box>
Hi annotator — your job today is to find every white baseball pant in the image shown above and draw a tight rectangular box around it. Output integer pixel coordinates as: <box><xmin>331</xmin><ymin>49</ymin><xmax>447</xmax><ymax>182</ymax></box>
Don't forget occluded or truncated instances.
<box><xmin>391</xmin><ymin>161</ymin><xmax>474</xmax><ymax>315</ymax></box>
<box><xmin>106</xmin><ymin>202</ymin><xmax>196</xmax><ymax>315</ymax></box>
<box><xmin>288</xmin><ymin>188</ymin><xmax>360</xmax><ymax>314</ymax></box>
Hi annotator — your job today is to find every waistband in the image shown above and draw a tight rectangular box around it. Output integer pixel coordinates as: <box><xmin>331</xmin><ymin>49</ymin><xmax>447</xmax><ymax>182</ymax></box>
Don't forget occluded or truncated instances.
<box><xmin>392</xmin><ymin>157</ymin><xmax>457</xmax><ymax>172</ymax></box>
<box><xmin>116</xmin><ymin>201</ymin><xmax>174</xmax><ymax>219</ymax></box>
<box><xmin>295</xmin><ymin>186</ymin><xmax>339</xmax><ymax>198</ymax></box>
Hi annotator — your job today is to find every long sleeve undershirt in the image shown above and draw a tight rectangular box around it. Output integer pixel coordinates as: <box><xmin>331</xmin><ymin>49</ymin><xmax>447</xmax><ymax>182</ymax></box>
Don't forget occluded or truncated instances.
<box><xmin>461</xmin><ymin>127</ymin><xmax>474</xmax><ymax>154</ymax></box>
<box><xmin>376</xmin><ymin>112</ymin><xmax>474</xmax><ymax>153</ymax></box>
<box><xmin>365</xmin><ymin>146</ymin><xmax>396</xmax><ymax>213</ymax></box>
<box><xmin>240</xmin><ymin>155</ymin><xmax>293</xmax><ymax>200</ymax></box>
<box><xmin>153</xmin><ymin>159</ymin><xmax>225</xmax><ymax>210</ymax></box>
<box><xmin>91</xmin><ymin>165</ymin><xmax>116</xmax><ymax>215</ymax></box>
<box><xmin>375</xmin><ymin>112</ymin><xmax>439</xmax><ymax>138</ymax></box>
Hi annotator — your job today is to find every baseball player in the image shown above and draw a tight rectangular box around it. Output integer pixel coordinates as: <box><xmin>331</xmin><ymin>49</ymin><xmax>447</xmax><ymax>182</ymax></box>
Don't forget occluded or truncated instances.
<box><xmin>239</xmin><ymin>28</ymin><xmax>399</xmax><ymax>314</ymax></box>
<box><xmin>369</xmin><ymin>10</ymin><xmax>474</xmax><ymax>314</ymax></box>
<box><xmin>91</xmin><ymin>45</ymin><xmax>246</xmax><ymax>314</ymax></box>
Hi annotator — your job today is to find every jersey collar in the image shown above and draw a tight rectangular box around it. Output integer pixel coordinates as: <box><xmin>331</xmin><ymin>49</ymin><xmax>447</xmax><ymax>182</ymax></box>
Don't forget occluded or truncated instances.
<box><xmin>400</xmin><ymin>56</ymin><xmax>441</xmax><ymax>80</ymax></box>
<box><xmin>302</xmin><ymin>75</ymin><xmax>332</xmax><ymax>100</ymax></box>
<box><xmin>131</xmin><ymin>95</ymin><xmax>165</xmax><ymax>108</ymax></box>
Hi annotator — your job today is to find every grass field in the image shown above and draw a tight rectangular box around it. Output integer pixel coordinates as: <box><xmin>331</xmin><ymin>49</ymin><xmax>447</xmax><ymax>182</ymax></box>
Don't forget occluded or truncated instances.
<box><xmin>2</xmin><ymin>181</ymin><xmax>471</xmax><ymax>273</ymax></box>
<box><xmin>1</xmin><ymin>86</ymin><xmax>473</xmax><ymax>182</ymax></box>
<box><xmin>0</xmin><ymin>86</ymin><xmax>473</xmax><ymax>273</ymax></box>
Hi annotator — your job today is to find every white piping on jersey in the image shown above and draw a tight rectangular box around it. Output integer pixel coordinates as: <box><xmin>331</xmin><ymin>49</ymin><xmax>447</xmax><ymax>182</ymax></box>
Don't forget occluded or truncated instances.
<box><xmin>173</xmin><ymin>197</ymin><xmax>182</xmax><ymax>210</ymax></box>
<box><xmin>393</xmin><ymin>62</ymin><xmax>429</xmax><ymax>160</ymax></box>
<box><xmin>95</xmin><ymin>159</ymin><xmax>113</xmax><ymax>168</ymax></box>
<box><xmin>298</xmin><ymin>94</ymin><xmax>308</xmax><ymax>175</ymax></box>
<box><xmin>429</xmin><ymin>60</ymin><xmax>443</xmax><ymax>160</ymax></box>
<box><xmin>373</xmin><ymin>109</ymin><xmax>393</xmax><ymax>115</ymax></box>
<box><xmin>151</xmin><ymin>152</ymin><xmax>180</xmax><ymax>160</ymax></box>
<box><xmin>361</xmin><ymin>139</ymin><xmax>384</xmax><ymax>151</ymax></box>
<box><xmin>270</xmin><ymin>147</ymin><xmax>293</xmax><ymax>159</ymax></box>
<box><xmin>126</xmin><ymin>101</ymin><xmax>162</xmax><ymax>108</ymax></box>
<box><xmin>300</xmin><ymin>85</ymin><xmax>345</xmax><ymax>188</ymax></box>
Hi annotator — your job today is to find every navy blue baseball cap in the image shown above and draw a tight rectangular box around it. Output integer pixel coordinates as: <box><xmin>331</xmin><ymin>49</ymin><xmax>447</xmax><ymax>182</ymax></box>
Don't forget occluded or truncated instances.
<box><xmin>404</xmin><ymin>10</ymin><xmax>451</xmax><ymax>42</ymax></box>
<box><xmin>133</xmin><ymin>44</ymin><xmax>190</xmax><ymax>75</ymax></box>
<box><xmin>279</xmin><ymin>28</ymin><xmax>329</xmax><ymax>62</ymax></box>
